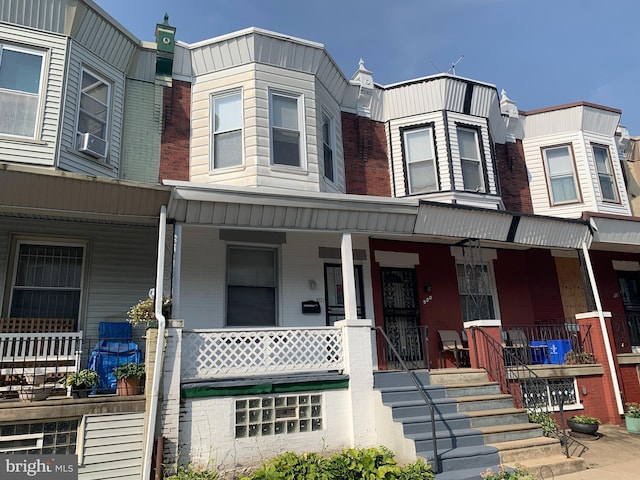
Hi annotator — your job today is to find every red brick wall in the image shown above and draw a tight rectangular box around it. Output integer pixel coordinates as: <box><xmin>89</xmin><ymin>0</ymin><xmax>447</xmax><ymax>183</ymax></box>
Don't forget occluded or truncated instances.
<box><xmin>342</xmin><ymin>112</ymin><xmax>391</xmax><ymax>197</ymax></box>
<box><xmin>524</xmin><ymin>249</ymin><xmax>565</xmax><ymax>321</ymax></box>
<box><xmin>620</xmin><ymin>364</ymin><xmax>640</xmax><ymax>405</ymax></box>
<box><xmin>494</xmin><ymin>250</ymin><xmax>535</xmax><ymax>325</ymax></box>
<box><xmin>159</xmin><ymin>80</ymin><xmax>191</xmax><ymax>182</ymax></box>
<box><xmin>495</xmin><ymin>140</ymin><xmax>533</xmax><ymax>214</ymax></box>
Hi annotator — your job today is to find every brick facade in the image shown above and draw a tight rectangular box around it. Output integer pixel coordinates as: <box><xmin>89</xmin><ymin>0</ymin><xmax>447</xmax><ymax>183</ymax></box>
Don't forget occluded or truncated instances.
<box><xmin>342</xmin><ymin>112</ymin><xmax>391</xmax><ymax>197</ymax></box>
<box><xmin>495</xmin><ymin>140</ymin><xmax>533</xmax><ymax>214</ymax></box>
<box><xmin>160</xmin><ymin>80</ymin><xmax>191</xmax><ymax>182</ymax></box>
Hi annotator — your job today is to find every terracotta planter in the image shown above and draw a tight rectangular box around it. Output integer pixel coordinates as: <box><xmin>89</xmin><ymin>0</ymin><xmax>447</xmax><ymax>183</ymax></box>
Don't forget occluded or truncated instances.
<box><xmin>116</xmin><ymin>377</ymin><xmax>143</xmax><ymax>396</ymax></box>
<box><xmin>625</xmin><ymin>416</ymin><xmax>640</xmax><ymax>434</ymax></box>
<box><xmin>567</xmin><ymin>419</ymin><xmax>599</xmax><ymax>435</ymax></box>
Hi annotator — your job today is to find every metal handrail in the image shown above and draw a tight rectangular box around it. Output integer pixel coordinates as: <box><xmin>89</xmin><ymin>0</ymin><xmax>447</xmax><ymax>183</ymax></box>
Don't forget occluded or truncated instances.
<box><xmin>373</xmin><ymin>326</ymin><xmax>439</xmax><ymax>473</ymax></box>
<box><xmin>469</xmin><ymin>326</ymin><xmax>588</xmax><ymax>458</ymax></box>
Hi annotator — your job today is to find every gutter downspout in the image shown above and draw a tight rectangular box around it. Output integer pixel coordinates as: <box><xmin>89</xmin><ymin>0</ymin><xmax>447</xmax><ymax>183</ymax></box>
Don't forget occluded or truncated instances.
<box><xmin>581</xmin><ymin>241</ymin><xmax>624</xmax><ymax>415</ymax></box>
<box><xmin>142</xmin><ymin>205</ymin><xmax>167</xmax><ymax>480</ymax></box>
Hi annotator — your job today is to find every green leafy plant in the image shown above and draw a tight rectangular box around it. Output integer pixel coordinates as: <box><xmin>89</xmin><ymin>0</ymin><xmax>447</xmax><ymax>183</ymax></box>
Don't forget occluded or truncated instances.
<box><xmin>165</xmin><ymin>465</ymin><xmax>218</xmax><ymax>480</ymax></box>
<box><xmin>481</xmin><ymin>464</ymin><xmax>540</xmax><ymax>480</ymax></box>
<box><xmin>625</xmin><ymin>402</ymin><xmax>640</xmax><ymax>419</ymax></box>
<box><xmin>241</xmin><ymin>447</ymin><xmax>434</xmax><ymax>480</ymax></box>
<box><xmin>61</xmin><ymin>369</ymin><xmax>99</xmax><ymax>388</ymax></box>
<box><xmin>564</xmin><ymin>350</ymin><xmax>595</xmax><ymax>365</ymax></box>
<box><xmin>527</xmin><ymin>412</ymin><xmax>558</xmax><ymax>437</ymax></box>
<box><xmin>568</xmin><ymin>415</ymin><xmax>600</xmax><ymax>425</ymax></box>
<box><xmin>127</xmin><ymin>296</ymin><xmax>172</xmax><ymax>326</ymax></box>
<box><xmin>113</xmin><ymin>362</ymin><xmax>145</xmax><ymax>380</ymax></box>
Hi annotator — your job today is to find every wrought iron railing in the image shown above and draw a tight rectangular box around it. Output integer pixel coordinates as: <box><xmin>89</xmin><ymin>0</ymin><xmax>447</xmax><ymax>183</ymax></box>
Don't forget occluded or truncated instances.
<box><xmin>469</xmin><ymin>326</ymin><xmax>587</xmax><ymax>458</ymax></box>
<box><xmin>378</xmin><ymin>322</ymin><xmax>429</xmax><ymax>370</ymax></box>
<box><xmin>181</xmin><ymin>327</ymin><xmax>344</xmax><ymax>380</ymax></box>
<box><xmin>502</xmin><ymin>323</ymin><xmax>595</xmax><ymax>366</ymax></box>
<box><xmin>611</xmin><ymin>314</ymin><xmax>640</xmax><ymax>353</ymax></box>
<box><xmin>373</xmin><ymin>326</ymin><xmax>438</xmax><ymax>473</ymax></box>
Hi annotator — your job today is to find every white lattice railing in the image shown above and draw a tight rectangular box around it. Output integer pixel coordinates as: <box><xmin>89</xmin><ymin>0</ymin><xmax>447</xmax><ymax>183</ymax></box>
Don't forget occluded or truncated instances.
<box><xmin>181</xmin><ymin>327</ymin><xmax>344</xmax><ymax>380</ymax></box>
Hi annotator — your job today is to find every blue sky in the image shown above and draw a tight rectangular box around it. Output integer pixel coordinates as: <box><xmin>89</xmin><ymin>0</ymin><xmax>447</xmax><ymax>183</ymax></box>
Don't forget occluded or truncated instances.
<box><xmin>96</xmin><ymin>0</ymin><xmax>640</xmax><ymax>133</ymax></box>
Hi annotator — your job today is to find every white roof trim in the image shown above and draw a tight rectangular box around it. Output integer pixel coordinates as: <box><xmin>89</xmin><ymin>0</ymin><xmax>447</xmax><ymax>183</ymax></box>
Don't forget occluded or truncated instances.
<box><xmin>184</xmin><ymin>27</ymin><xmax>325</xmax><ymax>50</ymax></box>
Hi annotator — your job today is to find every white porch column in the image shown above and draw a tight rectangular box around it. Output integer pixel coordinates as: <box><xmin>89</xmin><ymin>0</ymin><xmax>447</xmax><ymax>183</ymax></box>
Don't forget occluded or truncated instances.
<box><xmin>341</xmin><ymin>232</ymin><xmax>358</xmax><ymax>320</ymax></box>
<box><xmin>335</xmin><ymin>318</ymin><xmax>376</xmax><ymax>447</ymax></box>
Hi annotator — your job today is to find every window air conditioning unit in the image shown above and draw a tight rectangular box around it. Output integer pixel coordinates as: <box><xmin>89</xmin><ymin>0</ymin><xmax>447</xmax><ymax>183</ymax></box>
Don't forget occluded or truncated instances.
<box><xmin>78</xmin><ymin>132</ymin><xmax>107</xmax><ymax>159</ymax></box>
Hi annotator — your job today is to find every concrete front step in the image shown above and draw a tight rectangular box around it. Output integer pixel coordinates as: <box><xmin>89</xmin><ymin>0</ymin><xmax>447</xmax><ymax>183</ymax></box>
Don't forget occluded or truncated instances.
<box><xmin>443</xmin><ymin>382</ymin><xmax>502</xmax><ymax>398</ymax></box>
<box><xmin>373</xmin><ymin>370</ymin><xmax>431</xmax><ymax>388</ymax></box>
<box><xmin>467</xmin><ymin>407</ymin><xmax>530</xmax><ymax>428</ymax></box>
<box><xmin>455</xmin><ymin>394</ymin><xmax>515</xmax><ymax>412</ymax></box>
<box><xmin>479</xmin><ymin>422</ymin><xmax>543</xmax><ymax>444</ymax></box>
<box><xmin>511</xmin><ymin>454</ymin><xmax>586</xmax><ymax>477</ymax></box>
<box><xmin>490</xmin><ymin>436</ymin><xmax>564</xmax><ymax>463</ymax></box>
<box><xmin>419</xmin><ymin>444</ymin><xmax>501</xmax><ymax>473</ymax></box>
<box><xmin>428</xmin><ymin>368</ymin><xmax>489</xmax><ymax>385</ymax></box>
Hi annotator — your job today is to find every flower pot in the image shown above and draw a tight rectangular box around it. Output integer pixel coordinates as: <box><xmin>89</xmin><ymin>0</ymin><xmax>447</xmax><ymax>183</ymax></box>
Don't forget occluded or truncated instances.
<box><xmin>18</xmin><ymin>386</ymin><xmax>52</xmax><ymax>402</ymax></box>
<box><xmin>567</xmin><ymin>419</ymin><xmax>599</xmax><ymax>435</ymax></box>
<box><xmin>625</xmin><ymin>416</ymin><xmax>640</xmax><ymax>434</ymax></box>
<box><xmin>71</xmin><ymin>386</ymin><xmax>91</xmax><ymax>399</ymax></box>
<box><xmin>116</xmin><ymin>377</ymin><xmax>142</xmax><ymax>396</ymax></box>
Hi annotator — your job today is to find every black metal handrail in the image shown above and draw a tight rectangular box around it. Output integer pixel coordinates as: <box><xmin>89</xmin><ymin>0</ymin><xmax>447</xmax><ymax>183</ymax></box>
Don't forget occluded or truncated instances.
<box><xmin>373</xmin><ymin>326</ymin><xmax>438</xmax><ymax>473</ymax></box>
<box><xmin>469</xmin><ymin>326</ymin><xmax>588</xmax><ymax>458</ymax></box>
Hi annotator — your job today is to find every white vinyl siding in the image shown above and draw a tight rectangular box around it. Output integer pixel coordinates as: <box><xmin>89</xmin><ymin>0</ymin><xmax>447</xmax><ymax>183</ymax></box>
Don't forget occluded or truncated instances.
<box><xmin>457</xmin><ymin>127</ymin><xmax>484</xmax><ymax>192</ymax></box>
<box><xmin>403</xmin><ymin>127</ymin><xmax>437</xmax><ymax>194</ymax></box>
<box><xmin>0</xmin><ymin>43</ymin><xmax>44</xmax><ymax>138</ymax></box>
<box><xmin>593</xmin><ymin>144</ymin><xmax>619</xmax><ymax>203</ymax></box>
<box><xmin>270</xmin><ymin>91</ymin><xmax>303</xmax><ymax>167</ymax></box>
<box><xmin>543</xmin><ymin>145</ymin><xmax>580</xmax><ymax>205</ymax></box>
<box><xmin>211</xmin><ymin>90</ymin><xmax>243</xmax><ymax>169</ymax></box>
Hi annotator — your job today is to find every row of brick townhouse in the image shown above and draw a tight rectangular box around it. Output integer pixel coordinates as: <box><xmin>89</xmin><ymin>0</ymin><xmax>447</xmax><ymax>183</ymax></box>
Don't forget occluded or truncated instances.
<box><xmin>1</xmin><ymin>1</ymin><xmax>640</xmax><ymax>479</ymax></box>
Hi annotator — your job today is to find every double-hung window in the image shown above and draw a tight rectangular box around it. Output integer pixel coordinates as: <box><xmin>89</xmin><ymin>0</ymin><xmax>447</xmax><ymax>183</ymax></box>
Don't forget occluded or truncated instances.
<box><xmin>212</xmin><ymin>91</ymin><xmax>243</xmax><ymax>168</ymax></box>
<box><xmin>9</xmin><ymin>242</ymin><xmax>85</xmax><ymax>329</ymax></box>
<box><xmin>404</xmin><ymin>127</ymin><xmax>437</xmax><ymax>194</ymax></box>
<box><xmin>271</xmin><ymin>92</ymin><xmax>302</xmax><ymax>167</ymax></box>
<box><xmin>76</xmin><ymin>68</ymin><xmax>110</xmax><ymax>159</ymax></box>
<box><xmin>227</xmin><ymin>246</ymin><xmax>277</xmax><ymax>326</ymax></box>
<box><xmin>593</xmin><ymin>145</ymin><xmax>619</xmax><ymax>202</ymax></box>
<box><xmin>543</xmin><ymin>145</ymin><xmax>580</xmax><ymax>204</ymax></box>
<box><xmin>457</xmin><ymin>127</ymin><xmax>484</xmax><ymax>192</ymax></box>
<box><xmin>0</xmin><ymin>44</ymin><xmax>44</xmax><ymax>138</ymax></box>
<box><xmin>322</xmin><ymin>111</ymin><xmax>334</xmax><ymax>182</ymax></box>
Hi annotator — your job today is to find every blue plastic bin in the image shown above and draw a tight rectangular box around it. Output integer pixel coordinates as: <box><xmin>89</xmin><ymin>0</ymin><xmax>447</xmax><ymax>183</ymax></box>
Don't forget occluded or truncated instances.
<box><xmin>529</xmin><ymin>341</ymin><xmax>548</xmax><ymax>364</ymax></box>
<box><xmin>546</xmin><ymin>339</ymin><xmax>572</xmax><ymax>365</ymax></box>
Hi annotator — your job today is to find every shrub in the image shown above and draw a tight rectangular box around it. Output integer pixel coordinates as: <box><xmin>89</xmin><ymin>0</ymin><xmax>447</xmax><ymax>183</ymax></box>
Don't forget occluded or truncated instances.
<box><xmin>113</xmin><ymin>362</ymin><xmax>145</xmax><ymax>379</ymax></box>
<box><xmin>481</xmin><ymin>464</ymin><xmax>540</xmax><ymax>480</ymax></box>
<box><xmin>61</xmin><ymin>369</ymin><xmax>99</xmax><ymax>388</ymax></box>
<box><xmin>568</xmin><ymin>415</ymin><xmax>600</xmax><ymax>425</ymax></box>
<box><xmin>527</xmin><ymin>412</ymin><xmax>558</xmax><ymax>437</ymax></box>
<box><xmin>241</xmin><ymin>447</ymin><xmax>434</xmax><ymax>480</ymax></box>
<box><xmin>165</xmin><ymin>465</ymin><xmax>218</xmax><ymax>480</ymax></box>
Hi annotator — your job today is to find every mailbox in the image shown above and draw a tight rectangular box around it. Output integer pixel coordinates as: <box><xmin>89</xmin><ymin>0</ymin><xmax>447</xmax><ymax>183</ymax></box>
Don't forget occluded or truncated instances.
<box><xmin>301</xmin><ymin>300</ymin><xmax>321</xmax><ymax>314</ymax></box>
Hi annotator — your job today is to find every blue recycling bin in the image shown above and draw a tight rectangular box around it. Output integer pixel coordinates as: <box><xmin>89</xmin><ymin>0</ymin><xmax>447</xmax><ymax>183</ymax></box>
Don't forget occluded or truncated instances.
<box><xmin>546</xmin><ymin>339</ymin><xmax>572</xmax><ymax>365</ymax></box>
<box><xmin>529</xmin><ymin>341</ymin><xmax>548</xmax><ymax>364</ymax></box>
<box><xmin>88</xmin><ymin>322</ymin><xmax>142</xmax><ymax>394</ymax></box>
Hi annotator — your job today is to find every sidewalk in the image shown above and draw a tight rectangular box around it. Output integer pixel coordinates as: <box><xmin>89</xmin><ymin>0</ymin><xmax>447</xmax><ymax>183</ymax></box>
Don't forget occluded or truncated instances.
<box><xmin>556</xmin><ymin>424</ymin><xmax>640</xmax><ymax>479</ymax></box>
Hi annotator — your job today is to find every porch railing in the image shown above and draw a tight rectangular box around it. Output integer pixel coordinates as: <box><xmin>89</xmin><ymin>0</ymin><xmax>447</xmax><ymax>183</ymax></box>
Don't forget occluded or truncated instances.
<box><xmin>181</xmin><ymin>327</ymin><xmax>343</xmax><ymax>381</ymax></box>
<box><xmin>469</xmin><ymin>326</ymin><xmax>587</xmax><ymax>458</ymax></box>
<box><xmin>502</xmin><ymin>323</ymin><xmax>595</xmax><ymax>366</ymax></box>
<box><xmin>611</xmin><ymin>314</ymin><xmax>640</xmax><ymax>353</ymax></box>
<box><xmin>378</xmin><ymin>323</ymin><xmax>429</xmax><ymax>370</ymax></box>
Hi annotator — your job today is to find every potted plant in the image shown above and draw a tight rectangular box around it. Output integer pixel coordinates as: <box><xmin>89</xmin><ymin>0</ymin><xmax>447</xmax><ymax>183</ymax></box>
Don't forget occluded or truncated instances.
<box><xmin>567</xmin><ymin>415</ymin><xmax>601</xmax><ymax>435</ymax></box>
<box><xmin>127</xmin><ymin>296</ymin><xmax>171</xmax><ymax>327</ymax></box>
<box><xmin>61</xmin><ymin>369</ymin><xmax>99</xmax><ymax>398</ymax></box>
<box><xmin>625</xmin><ymin>402</ymin><xmax>640</xmax><ymax>434</ymax></box>
<box><xmin>113</xmin><ymin>362</ymin><xmax>145</xmax><ymax>396</ymax></box>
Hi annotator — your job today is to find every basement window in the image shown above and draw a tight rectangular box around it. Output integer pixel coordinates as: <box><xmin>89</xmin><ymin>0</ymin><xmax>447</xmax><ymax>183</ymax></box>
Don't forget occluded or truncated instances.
<box><xmin>520</xmin><ymin>377</ymin><xmax>581</xmax><ymax>411</ymax></box>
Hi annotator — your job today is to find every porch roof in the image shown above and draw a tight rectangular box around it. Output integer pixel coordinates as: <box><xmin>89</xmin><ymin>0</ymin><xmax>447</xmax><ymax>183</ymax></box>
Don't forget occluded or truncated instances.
<box><xmin>584</xmin><ymin>212</ymin><xmax>640</xmax><ymax>252</ymax></box>
<box><xmin>415</xmin><ymin>201</ymin><xmax>592</xmax><ymax>249</ymax></box>
<box><xmin>165</xmin><ymin>181</ymin><xmax>419</xmax><ymax>234</ymax></box>
<box><xmin>0</xmin><ymin>163</ymin><xmax>170</xmax><ymax>225</ymax></box>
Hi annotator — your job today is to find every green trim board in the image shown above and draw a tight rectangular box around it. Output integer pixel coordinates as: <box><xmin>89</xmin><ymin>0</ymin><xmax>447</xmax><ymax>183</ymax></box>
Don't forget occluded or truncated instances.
<box><xmin>182</xmin><ymin>378</ymin><xmax>349</xmax><ymax>399</ymax></box>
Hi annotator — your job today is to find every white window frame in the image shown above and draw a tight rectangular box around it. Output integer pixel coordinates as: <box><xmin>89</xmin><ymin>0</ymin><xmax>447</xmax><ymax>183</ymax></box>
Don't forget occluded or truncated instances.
<box><xmin>0</xmin><ymin>433</ymin><xmax>44</xmax><ymax>453</ymax></box>
<box><xmin>521</xmin><ymin>377</ymin><xmax>582</xmax><ymax>412</ymax></box>
<box><xmin>7</xmin><ymin>239</ymin><xmax>86</xmax><ymax>325</ymax></box>
<box><xmin>592</xmin><ymin>144</ymin><xmax>620</xmax><ymax>203</ymax></box>
<box><xmin>226</xmin><ymin>245</ymin><xmax>278</xmax><ymax>327</ymax></box>
<box><xmin>321</xmin><ymin>110</ymin><xmax>335</xmax><ymax>182</ymax></box>
<box><xmin>269</xmin><ymin>90</ymin><xmax>305</xmax><ymax>168</ymax></box>
<box><xmin>542</xmin><ymin>144</ymin><xmax>581</xmax><ymax>205</ymax></box>
<box><xmin>457</xmin><ymin>126</ymin><xmax>485</xmax><ymax>192</ymax></box>
<box><xmin>75</xmin><ymin>67</ymin><xmax>111</xmax><ymax>159</ymax></box>
<box><xmin>210</xmin><ymin>89</ymin><xmax>243</xmax><ymax>170</ymax></box>
<box><xmin>403</xmin><ymin>126</ymin><xmax>438</xmax><ymax>194</ymax></box>
<box><xmin>0</xmin><ymin>43</ymin><xmax>45</xmax><ymax>139</ymax></box>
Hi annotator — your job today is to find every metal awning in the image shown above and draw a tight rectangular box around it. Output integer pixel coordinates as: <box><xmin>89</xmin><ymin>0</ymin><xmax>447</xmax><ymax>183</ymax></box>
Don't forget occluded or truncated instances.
<box><xmin>415</xmin><ymin>201</ymin><xmax>592</xmax><ymax>249</ymax></box>
<box><xmin>585</xmin><ymin>213</ymin><xmax>640</xmax><ymax>252</ymax></box>
<box><xmin>166</xmin><ymin>181</ymin><xmax>419</xmax><ymax>234</ymax></box>
<box><xmin>0</xmin><ymin>163</ymin><xmax>170</xmax><ymax>225</ymax></box>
